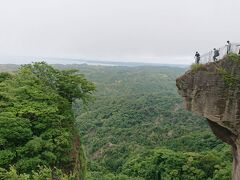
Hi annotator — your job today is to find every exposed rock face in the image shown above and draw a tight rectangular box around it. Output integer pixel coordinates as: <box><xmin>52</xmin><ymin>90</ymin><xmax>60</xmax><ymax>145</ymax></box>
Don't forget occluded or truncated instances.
<box><xmin>176</xmin><ymin>56</ymin><xmax>240</xmax><ymax>180</ymax></box>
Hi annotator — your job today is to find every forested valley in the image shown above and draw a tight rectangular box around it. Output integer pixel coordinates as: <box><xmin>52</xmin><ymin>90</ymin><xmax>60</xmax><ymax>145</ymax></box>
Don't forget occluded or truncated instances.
<box><xmin>0</xmin><ymin>63</ymin><xmax>232</xmax><ymax>179</ymax></box>
<box><xmin>73</xmin><ymin>65</ymin><xmax>232</xmax><ymax>180</ymax></box>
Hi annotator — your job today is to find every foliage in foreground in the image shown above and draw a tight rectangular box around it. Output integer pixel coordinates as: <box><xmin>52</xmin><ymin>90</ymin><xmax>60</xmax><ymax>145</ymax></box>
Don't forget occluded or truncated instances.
<box><xmin>0</xmin><ymin>166</ymin><xmax>77</xmax><ymax>180</ymax></box>
<box><xmin>0</xmin><ymin>62</ymin><xmax>95</xmax><ymax>178</ymax></box>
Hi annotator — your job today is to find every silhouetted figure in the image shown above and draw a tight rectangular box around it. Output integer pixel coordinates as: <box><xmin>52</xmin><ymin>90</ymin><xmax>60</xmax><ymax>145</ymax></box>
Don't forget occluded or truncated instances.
<box><xmin>195</xmin><ymin>52</ymin><xmax>200</xmax><ymax>64</ymax></box>
<box><xmin>226</xmin><ymin>40</ymin><xmax>232</xmax><ymax>54</ymax></box>
<box><xmin>213</xmin><ymin>48</ymin><xmax>220</xmax><ymax>61</ymax></box>
<box><xmin>237</xmin><ymin>45</ymin><xmax>240</xmax><ymax>55</ymax></box>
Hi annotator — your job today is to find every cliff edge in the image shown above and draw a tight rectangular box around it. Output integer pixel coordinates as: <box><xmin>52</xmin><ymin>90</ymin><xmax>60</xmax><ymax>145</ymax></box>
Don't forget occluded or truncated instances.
<box><xmin>176</xmin><ymin>54</ymin><xmax>240</xmax><ymax>180</ymax></box>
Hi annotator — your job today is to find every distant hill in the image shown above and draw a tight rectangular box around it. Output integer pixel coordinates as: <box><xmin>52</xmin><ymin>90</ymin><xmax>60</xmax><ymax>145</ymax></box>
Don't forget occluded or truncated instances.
<box><xmin>0</xmin><ymin>64</ymin><xmax>19</xmax><ymax>72</ymax></box>
<box><xmin>0</xmin><ymin>56</ymin><xmax>188</xmax><ymax>68</ymax></box>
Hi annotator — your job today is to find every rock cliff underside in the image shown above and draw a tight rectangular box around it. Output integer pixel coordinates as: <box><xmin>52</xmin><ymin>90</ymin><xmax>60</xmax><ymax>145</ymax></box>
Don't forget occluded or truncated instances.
<box><xmin>176</xmin><ymin>54</ymin><xmax>240</xmax><ymax>180</ymax></box>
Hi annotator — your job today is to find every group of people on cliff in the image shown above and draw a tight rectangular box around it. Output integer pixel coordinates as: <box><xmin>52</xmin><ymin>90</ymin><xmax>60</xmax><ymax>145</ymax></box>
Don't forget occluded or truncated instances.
<box><xmin>194</xmin><ymin>41</ymin><xmax>234</xmax><ymax>64</ymax></box>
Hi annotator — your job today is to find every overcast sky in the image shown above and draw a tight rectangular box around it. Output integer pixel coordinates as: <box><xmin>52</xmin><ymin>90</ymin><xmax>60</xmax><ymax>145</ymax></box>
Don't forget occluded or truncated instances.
<box><xmin>0</xmin><ymin>0</ymin><xmax>240</xmax><ymax>64</ymax></box>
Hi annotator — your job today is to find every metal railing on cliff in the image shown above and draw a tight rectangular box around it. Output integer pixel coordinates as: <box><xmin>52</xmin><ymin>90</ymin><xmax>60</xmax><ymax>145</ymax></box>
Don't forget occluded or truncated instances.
<box><xmin>199</xmin><ymin>43</ymin><xmax>240</xmax><ymax>64</ymax></box>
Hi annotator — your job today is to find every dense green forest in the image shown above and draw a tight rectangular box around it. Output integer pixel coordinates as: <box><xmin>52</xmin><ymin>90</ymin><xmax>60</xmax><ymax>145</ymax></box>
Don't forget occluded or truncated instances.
<box><xmin>72</xmin><ymin>65</ymin><xmax>231</xmax><ymax>179</ymax></box>
<box><xmin>0</xmin><ymin>62</ymin><xmax>95</xmax><ymax>179</ymax></box>
<box><xmin>0</xmin><ymin>63</ymin><xmax>232</xmax><ymax>179</ymax></box>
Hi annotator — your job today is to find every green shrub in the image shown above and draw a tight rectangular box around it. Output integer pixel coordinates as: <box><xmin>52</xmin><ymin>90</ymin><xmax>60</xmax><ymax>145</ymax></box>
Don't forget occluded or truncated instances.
<box><xmin>190</xmin><ymin>64</ymin><xmax>207</xmax><ymax>71</ymax></box>
<box><xmin>227</xmin><ymin>53</ymin><xmax>240</xmax><ymax>62</ymax></box>
<box><xmin>217</xmin><ymin>67</ymin><xmax>238</xmax><ymax>87</ymax></box>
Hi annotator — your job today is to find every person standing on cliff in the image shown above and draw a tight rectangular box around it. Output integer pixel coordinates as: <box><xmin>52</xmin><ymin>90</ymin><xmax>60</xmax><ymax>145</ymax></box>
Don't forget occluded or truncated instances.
<box><xmin>226</xmin><ymin>40</ymin><xmax>232</xmax><ymax>54</ymax></box>
<box><xmin>195</xmin><ymin>52</ymin><xmax>200</xmax><ymax>64</ymax></box>
<box><xmin>213</xmin><ymin>48</ymin><xmax>220</xmax><ymax>61</ymax></box>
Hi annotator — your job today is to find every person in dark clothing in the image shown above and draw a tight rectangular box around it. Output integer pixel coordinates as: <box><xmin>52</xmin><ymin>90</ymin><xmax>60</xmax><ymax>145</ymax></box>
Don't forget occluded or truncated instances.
<box><xmin>213</xmin><ymin>48</ymin><xmax>220</xmax><ymax>61</ymax></box>
<box><xmin>195</xmin><ymin>52</ymin><xmax>200</xmax><ymax>64</ymax></box>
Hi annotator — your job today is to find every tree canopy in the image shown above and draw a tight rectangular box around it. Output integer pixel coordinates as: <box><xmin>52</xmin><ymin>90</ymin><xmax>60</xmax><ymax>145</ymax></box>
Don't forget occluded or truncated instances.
<box><xmin>0</xmin><ymin>62</ymin><xmax>95</xmax><ymax>178</ymax></box>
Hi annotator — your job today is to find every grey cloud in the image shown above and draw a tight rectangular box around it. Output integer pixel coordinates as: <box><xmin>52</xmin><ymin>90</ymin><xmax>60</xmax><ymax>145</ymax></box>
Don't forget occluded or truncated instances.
<box><xmin>0</xmin><ymin>0</ymin><xmax>240</xmax><ymax>64</ymax></box>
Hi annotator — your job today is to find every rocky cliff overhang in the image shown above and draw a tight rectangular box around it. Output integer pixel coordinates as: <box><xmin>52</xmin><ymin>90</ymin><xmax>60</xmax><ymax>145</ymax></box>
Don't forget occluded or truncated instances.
<box><xmin>176</xmin><ymin>54</ymin><xmax>240</xmax><ymax>180</ymax></box>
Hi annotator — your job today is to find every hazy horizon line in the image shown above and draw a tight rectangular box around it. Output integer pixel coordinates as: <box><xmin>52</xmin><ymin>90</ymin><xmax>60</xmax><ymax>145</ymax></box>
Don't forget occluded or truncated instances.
<box><xmin>0</xmin><ymin>54</ymin><xmax>193</xmax><ymax>65</ymax></box>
